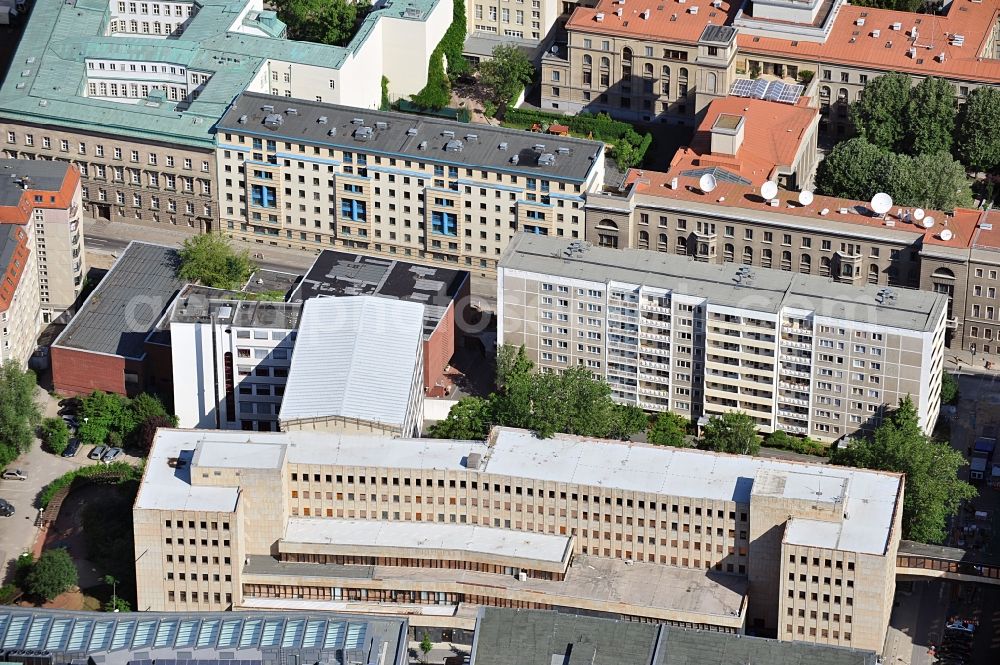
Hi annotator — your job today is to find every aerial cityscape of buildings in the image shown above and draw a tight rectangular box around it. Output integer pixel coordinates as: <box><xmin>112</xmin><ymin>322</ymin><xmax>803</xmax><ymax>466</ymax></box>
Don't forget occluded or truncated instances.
<box><xmin>0</xmin><ymin>0</ymin><xmax>998</xmax><ymax>662</ymax></box>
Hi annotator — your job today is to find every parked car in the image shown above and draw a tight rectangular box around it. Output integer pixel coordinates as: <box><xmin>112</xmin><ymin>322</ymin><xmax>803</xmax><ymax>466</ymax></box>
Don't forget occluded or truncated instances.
<box><xmin>102</xmin><ymin>447</ymin><xmax>124</xmax><ymax>464</ymax></box>
<box><xmin>0</xmin><ymin>499</ymin><xmax>14</xmax><ymax>517</ymax></box>
<box><xmin>1</xmin><ymin>469</ymin><xmax>27</xmax><ymax>481</ymax></box>
<box><xmin>88</xmin><ymin>445</ymin><xmax>107</xmax><ymax>460</ymax></box>
<box><xmin>61</xmin><ymin>415</ymin><xmax>79</xmax><ymax>430</ymax></box>
<box><xmin>61</xmin><ymin>438</ymin><xmax>81</xmax><ymax>458</ymax></box>
<box><xmin>58</xmin><ymin>397</ymin><xmax>81</xmax><ymax>409</ymax></box>
<box><xmin>57</xmin><ymin>405</ymin><xmax>77</xmax><ymax>416</ymax></box>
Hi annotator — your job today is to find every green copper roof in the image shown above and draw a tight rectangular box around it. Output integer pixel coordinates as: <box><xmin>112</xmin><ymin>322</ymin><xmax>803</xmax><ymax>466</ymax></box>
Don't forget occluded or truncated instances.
<box><xmin>0</xmin><ymin>0</ymin><xmax>441</xmax><ymax>147</ymax></box>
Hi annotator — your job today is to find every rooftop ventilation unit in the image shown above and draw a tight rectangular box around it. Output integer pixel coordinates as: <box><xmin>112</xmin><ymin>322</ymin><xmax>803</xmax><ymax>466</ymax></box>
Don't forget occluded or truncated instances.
<box><xmin>263</xmin><ymin>113</ymin><xmax>283</xmax><ymax>128</ymax></box>
<box><xmin>769</xmin><ymin>198</ymin><xmax>779</xmax><ymax>207</ymax></box>
<box><xmin>510</xmin><ymin>154</ymin><xmax>520</xmax><ymax>164</ymax></box>
<box><xmin>533</xmin><ymin>144</ymin><xmax>546</xmax><ymax>152</ymax></box>
<box><xmin>951</xmin><ymin>34</ymin><xmax>965</xmax><ymax>46</ymax></box>
<box><xmin>499</xmin><ymin>142</ymin><xmax>508</xmax><ymax>150</ymax></box>
<box><xmin>688</xmin><ymin>6</ymin><xmax>697</xmax><ymax>14</ymax></box>
<box><xmin>445</xmin><ymin>139</ymin><xmax>464</xmax><ymax>152</ymax></box>
<box><xmin>640</xmin><ymin>9</ymin><xmax>650</xmax><ymax>19</ymax></box>
<box><xmin>375</xmin><ymin>121</ymin><xmax>388</xmax><ymax>130</ymax></box>
<box><xmin>404</xmin><ymin>6</ymin><xmax>422</xmax><ymax>17</ymax></box>
<box><xmin>907</xmin><ymin>47</ymin><xmax>917</xmax><ymax>58</ymax></box>
<box><xmin>890</xmin><ymin>22</ymin><xmax>901</xmax><ymax>30</ymax></box>
<box><xmin>936</xmin><ymin>51</ymin><xmax>946</xmax><ymax>62</ymax></box>
<box><xmin>262</xmin><ymin>105</ymin><xmax>274</xmax><ymax>112</ymax></box>
<box><xmin>712</xmin><ymin>0</ymin><xmax>721</xmax><ymax>7</ymax></box>
<box><xmin>466</xmin><ymin>452</ymin><xmax>482</xmax><ymax>469</ymax></box>
<box><xmin>328</xmin><ymin>128</ymin><xmax>337</xmax><ymax>136</ymax></box>
<box><xmin>418</xmin><ymin>140</ymin><xmax>427</xmax><ymax>150</ymax></box>
<box><xmin>614</xmin><ymin>8</ymin><xmax>622</xmax><ymax>16</ymax></box>
<box><xmin>557</xmin><ymin>147</ymin><xmax>570</xmax><ymax>155</ymax></box>
<box><xmin>317</xmin><ymin>116</ymin><xmax>328</xmax><ymax>124</ymax></box>
<box><xmin>595</xmin><ymin>12</ymin><xmax>604</xmax><ymax>21</ymax></box>
<box><xmin>442</xmin><ymin>130</ymin><xmax>455</xmax><ymax>138</ymax></box>
<box><xmin>871</xmin><ymin>29</ymin><xmax>880</xmax><ymax>38</ymax></box>
<box><xmin>465</xmin><ymin>133</ymin><xmax>478</xmax><ymax>142</ymax></box>
<box><xmin>353</xmin><ymin>126</ymin><xmax>373</xmax><ymax>141</ymax></box>
<box><xmin>350</xmin><ymin>118</ymin><xmax>365</xmax><ymax>125</ymax></box>
<box><xmin>238</xmin><ymin>114</ymin><xmax>248</xmax><ymax>123</ymax></box>
<box><xmin>286</xmin><ymin>108</ymin><xmax>298</xmax><ymax>115</ymax></box>
<box><xmin>855</xmin><ymin>18</ymin><xmax>865</xmax><ymax>26</ymax></box>
<box><xmin>406</xmin><ymin>128</ymin><xmax>418</xmax><ymax>136</ymax></box>
<box><xmin>538</xmin><ymin>153</ymin><xmax>556</xmax><ymax>166</ymax></box>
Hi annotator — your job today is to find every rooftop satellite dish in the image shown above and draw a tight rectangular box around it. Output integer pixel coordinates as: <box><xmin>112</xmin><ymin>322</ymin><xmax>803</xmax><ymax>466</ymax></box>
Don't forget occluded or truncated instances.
<box><xmin>870</xmin><ymin>192</ymin><xmax>893</xmax><ymax>216</ymax></box>
<box><xmin>699</xmin><ymin>173</ymin><xmax>718</xmax><ymax>193</ymax></box>
<box><xmin>760</xmin><ymin>180</ymin><xmax>778</xmax><ymax>200</ymax></box>
<box><xmin>798</xmin><ymin>190</ymin><xmax>814</xmax><ymax>206</ymax></box>
<box><xmin>913</xmin><ymin>208</ymin><xmax>925</xmax><ymax>221</ymax></box>
<box><xmin>940</xmin><ymin>228</ymin><xmax>954</xmax><ymax>241</ymax></box>
<box><xmin>550</xmin><ymin>44</ymin><xmax>559</xmax><ymax>55</ymax></box>
<box><xmin>922</xmin><ymin>216</ymin><xmax>935</xmax><ymax>229</ymax></box>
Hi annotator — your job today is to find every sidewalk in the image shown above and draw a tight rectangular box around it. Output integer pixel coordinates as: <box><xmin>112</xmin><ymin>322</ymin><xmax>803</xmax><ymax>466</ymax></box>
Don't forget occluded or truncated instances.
<box><xmin>945</xmin><ymin>348</ymin><xmax>1000</xmax><ymax>378</ymax></box>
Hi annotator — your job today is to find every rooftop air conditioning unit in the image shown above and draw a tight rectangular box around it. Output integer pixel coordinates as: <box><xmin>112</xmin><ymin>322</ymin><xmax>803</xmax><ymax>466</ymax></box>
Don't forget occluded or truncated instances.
<box><xmin>595</xmin><ymin>12</ymin><xmax>604</xmax><ymax>21</ymax></box>
<box><xmin>890</xmin><ymin>22</ymin><xmax>901</xmax><ymax>30</ymax></box>
<box><xmin>871</xmin><ymin>29</ymin><xmax>880</xmax><ymax>38</ymax></box>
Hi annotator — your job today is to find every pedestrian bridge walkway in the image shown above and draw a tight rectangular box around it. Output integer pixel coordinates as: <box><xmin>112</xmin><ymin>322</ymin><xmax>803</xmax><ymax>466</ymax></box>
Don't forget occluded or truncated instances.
<box><xmin>897</xmin><ymin>540</ymin><xmax>1000</xmax><ymax>585</ymax></box>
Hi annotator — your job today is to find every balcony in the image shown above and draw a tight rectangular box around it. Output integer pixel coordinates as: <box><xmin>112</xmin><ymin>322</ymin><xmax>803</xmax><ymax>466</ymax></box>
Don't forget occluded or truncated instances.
<box><xmin>780</xmin><ymin>339</ymin><xmax>811</xmax><ymax>350</ymax></box>
<box><xmin>639</xmin><ymin>358</ymin><xmax>671</xmax><ymax>370</ymax></box>
<box><xmin>639</xmin><ymin>330</ymin><xmax>671</xmax><ymax>342</ymax></box>
<box><xmin>778</xmin><ymin>394</ymin><xmax>809</xmax><ymax>407</ymax></box>
<box><xmin>777</xmin><ymin>408</ymin><xmax>808</xmax><ymax>420</ymax></box>
<box><xmin>638</xmin><ymin>387</ymin><xmax>669</xmax><ymax>398</ymax></box>
<box><xmin>782</xmin><ymin>325</ymin><xmax>812</xmax><ymax>336</ymax></box>
<box><xmin>641</xmin><ymin>302</ymin><xmax>671</xmax><ymax>315</ymax></box>
<box><xmin>777</xmin><ymin>423</ymin><xmax>808</xmax><ymax>435</ymax></box>
<box><xmin>778</xmin><ymin>380</ymin><xmax>810</xmax><ymax>391</ymax></box>
<box><xmin>779</xmin><ymin>353</ymin><xmax>812</xmax><ymax>364</ymax></box>
<box><xmin>780</xmin><ymin>367</ymin><xmax>811</xmax><ymax>379</ymax></box>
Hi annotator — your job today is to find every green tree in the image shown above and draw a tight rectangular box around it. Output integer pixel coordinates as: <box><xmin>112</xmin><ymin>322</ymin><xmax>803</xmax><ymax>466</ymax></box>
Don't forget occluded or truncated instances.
<box><xmin>419</xmin><ymin>633</ymin><xmax>433</xmax><ymax>663</ymax></box>
<box><xmin>831</xmin><ymin>396</ymin><xmax>977</xmax><ymax>543</ymax></box>
<box><xmin>380</xmin><ymin>75</ymin><xmax>391</xmax><ymax>110</ymax></box>
<box><xmin>955</xmin><ymin>87</ymin><xmax>1000</xmax><ymax>174</ymax></box>
<box><xmin>904</xmin><ymin>76</ymin><xmax>956</xmax><ymax>156</ymax></box>
<box><xmin>491</xmin><ymin>345</ymin><xmax>535</xmax><ymax>429</ymax></box>
<box><xmin>26</xmin><ymin>548</ymin><xmax>78</xmax><ymax>600</ymax></box>
<box><xmin>815</xmin><ymin>137</ymin><xmax>886</xmax><ymax>200</ymax></box>
<box><xmin>441</xmin><ymin>0</ymin><xmax>469</xmax><ymax>77</ymax></box>
<box><xmin>104</xmin><ymin>597</ymin><xmax>131</xmax><ymax>612</ymax></box>
<box><xmin>609</xmin><ymin>405</ymin><xmax>649</xmax><ymax>441</ymax></box>
<box><xmin>127</xmin><ymin>393</ymin><xmax>176</xmax><ymax>449</ymax></box>
<box><xmin>40</xmin><ymin>417</ymin><xmax>71</xmax><ymax>455</ymax></box>
<box><xmin>0</xmin><ymin>361</ymin><xmax>42</xmax><ymax>467</ymax></box>
<box><xmin>410</xmin><ymin>47</ymin><xmax>451</xmax><ymax>110</ymax></box>
<box><xmin>178</xmin><ymin>234</ymin><xmax>256</xmax><ymax>290</ymax></box>
<box><xmin>479</xmin><ymin>44</ymin><xmax>534</xmax><ymax>114</ymax></box>
<box><xmin>909</xmin><ymin>151</ymin><xmax>973</xmax><ymax>211</ymax></box>
<box><xmin>428</xmin><ymin>397</ymin><xmax>492</xmax><ymax>440</ymax></box>
<box><xmin>702</xmin><ymin>411</ymin><xmax>761</xmax><ymax>456</ymax></box>
<box><xmin>273</xmin><ymin>0</ymin><xmax>358</xmax><ymax>46</ymax></box>
<box><xmin>648</xmin><ymin>412</ymin><xmax>690</xmax><ymax>447</ymax></box>
<box><xmin>940</xmin><ymin>372</ymin><xmax>959</xmax><ymax>406</ymax></box>
<box><xmin>850</xmin><ymin>72</ymin><xmax>910</xmax><ymax>152</ymax></box>
<box><xmin>79</xmin><ymin>391</ymin><xmax>136</xmax><ymax>447</ymax></box>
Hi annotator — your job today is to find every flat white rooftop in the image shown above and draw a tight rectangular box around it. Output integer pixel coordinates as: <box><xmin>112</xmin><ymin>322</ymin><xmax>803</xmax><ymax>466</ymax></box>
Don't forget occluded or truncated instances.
<box><xmin>283</xmin><ymin>519</ymin><xmax>572</xmax><ymax>564</ymax></box>
<box><xmin>135</xmin><ymin>432</ymin><xmax>240</xmax><ymax>512</ymax></box>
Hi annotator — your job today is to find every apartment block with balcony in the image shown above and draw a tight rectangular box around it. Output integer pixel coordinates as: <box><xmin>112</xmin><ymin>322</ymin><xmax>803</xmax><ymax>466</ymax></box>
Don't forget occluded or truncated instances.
<box><xmin>498</xmin><ymin>233</ymin><xmax>947</xmax><ymax>442</ymax></box>
<box><xmin>542</xmin><ymin>0</ymin><xmax>1000</xmax><ymax>133</ymax></box>
<box><xmin>134</xmin><ymin>425</ymin><xmax>904</xmax><ymax>653</ymax></box>
<box><xmin>215</xmin><ymin>93</ymin><xmax>605</xmax><ymax>279</ymax></box>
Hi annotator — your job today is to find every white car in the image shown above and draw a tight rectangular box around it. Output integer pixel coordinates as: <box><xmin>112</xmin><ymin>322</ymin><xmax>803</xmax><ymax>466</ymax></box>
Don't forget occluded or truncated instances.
<box><xmin>1</xmin><ymin>469</ymin><xmax>27</xmax><ymax>481</ymax></box>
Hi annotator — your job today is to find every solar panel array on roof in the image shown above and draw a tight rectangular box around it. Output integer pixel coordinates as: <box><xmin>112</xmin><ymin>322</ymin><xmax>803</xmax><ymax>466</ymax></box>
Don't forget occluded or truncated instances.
<box><xmin>729</xmin><ymin>78</ymin><xmax>804</xmax><ymax>104</ymax></box>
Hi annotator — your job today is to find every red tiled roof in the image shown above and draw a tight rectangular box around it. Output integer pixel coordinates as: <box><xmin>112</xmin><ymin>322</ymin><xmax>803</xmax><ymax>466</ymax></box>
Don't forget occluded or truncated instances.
<box><xmin>682</xmin><ymin>97</ymin><xmax>817</xmax><ymax>182</ymax></box>
<box><xmin>566</xmin><ymin>0</ymin><xmax>740</xmax><ymax>46</ymax></box>
<box><xmin>740</xmin><ymin>1</ymin><xmax>1000</xmax><ymax>85</ymax></box>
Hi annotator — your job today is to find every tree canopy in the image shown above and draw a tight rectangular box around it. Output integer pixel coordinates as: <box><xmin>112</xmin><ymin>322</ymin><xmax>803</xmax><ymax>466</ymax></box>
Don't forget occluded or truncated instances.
<box><xmin>701</xmin><ymin>411</ymin><xmax>761</xmax><ymax>456</ymax></box>
<box><xmin>40</xmin><ymin>417</ymin><xmax>71</xmax><ymax>455</ymax></box>
<box><xmin>903</xmin><ymin>76</ymin><xmax>956</xmax><ymax>156</ymax></box>
<box><xmin>850</xmin><ymin>72</ymin><xmax>910</xmax><ymax>152</ymax></box>
<box><xmin>940</xmin><ymin>372</ymin><xmax>959</xmax><ymax>406</ymax></box>
<box><xmin>955</xmin><ymin>87</ymin><xmax>1000</xmax><ymax>174</ymax></box>
<box><xmin>830</xmin><ymin>396</ymin><xmax>976</xmax><ymax>543</ymax></box>
<box><xmin>479</xmin><ymin>45</ymin><xmax>534</xmax><ymax>114</ymax></box>
<box><xmin>0</xmin><ymin>361</ymin><xmax>41</xmax><ymax>467</ymax></box>
<box><xmin>177</xmin><ymin>234</ymin><xmax>256</xmax><ymax>290</ymax></box>
<box><xmin>647</xmin><ymin>412</ymin><xmax>690</xmax><ymax>448</ymax></box>
<box><xmin>429</xmin><ymin>345</ymin><xmax>647</xmax><ymax>440</ymax></box>
<box><xmin>78</xmin><ymin>390</ymin><xmax>176</xmax><ymax>449</ymax></box>
<box><xmin>273</xmin><ymin>0</ymin><xmax>368</xmax><ymax>47</ymax></box>
<box><xmin>816</xmin><ymin>138</ymin><xmax>972</xmax><ymax>211</ymax></box>
<box><xmin>26</xmin><ymin>549</ymin><xmax>78</xmax><ymax>600</ymax></box>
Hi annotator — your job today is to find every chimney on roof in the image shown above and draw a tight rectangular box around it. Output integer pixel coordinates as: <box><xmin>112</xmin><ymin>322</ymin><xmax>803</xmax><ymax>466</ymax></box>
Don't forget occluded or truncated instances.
<box><xmin>710</xmin><ymin>113</ymin><xmax>744</xmax><ymax>157</ymax></box>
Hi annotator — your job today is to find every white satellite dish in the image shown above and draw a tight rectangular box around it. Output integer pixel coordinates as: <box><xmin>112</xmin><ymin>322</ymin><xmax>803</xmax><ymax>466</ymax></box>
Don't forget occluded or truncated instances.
<box><xmin>913</xmin><ymin>208</ymin><xmax>925</xmax><ymax>221</ymax></box>
<box><xmin>760</xmin><ymin>180</ymin><xmax>778</xmax><ymax>200</ymax></box>
<box><xmin>550</xmin><ymin>44</ymin><xmax>560</xmax><ymax>55</ymax></box>
<box><xmin>870</xmin><ymin>192</ymin><xmax>893</xmax><ymax>216</ymax></box>
<box><xmin>922</xmin><ymin>216</ymin><xmax>935</xmax><ymax>229</ymax></box>
<box><xmin>699</xmin><ymin>173</ymin><xmax>718</xmax><ymax>193</ymax></box>
<box><xmin>798</xmin><ymin>190</ymin><xmax>814</xmax><ymax>206</ymax></box>
<box><xmin>940</xmin><ymin>228</ymin><xmax>954</xmax><ymax>241</ymax></box>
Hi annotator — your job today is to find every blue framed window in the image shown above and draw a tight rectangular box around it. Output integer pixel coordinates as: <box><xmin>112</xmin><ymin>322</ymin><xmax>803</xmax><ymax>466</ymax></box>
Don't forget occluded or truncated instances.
<box><xmin>523</xmin><ymin>225</ymin><xmax>548</xmax><ymax>235</ymax></box>
<box><xmin>266</xmin><ymin>140</ymin><xmax>276</xmax><ymax>152</ymax></box>
<box><xmin>433</xmin><ymin>165</ymin><xmax>444</xmax><ymax>177</ymax></box>
<box><xmin>252</xmin><ymin>138</ymin><xmax>262</xmax><ymax>149</ymax></box>
<box><xmin>343</xmin><ymin>152</ymin><xmax>353</xmax><ymax>163</ymax></box>
<box><xmin>526</xmin><ymin>210</ymin><xmax>545</xmax><ymax>220</ymax></box>
<box><xmin>340</xmin><ymin>198</ymin><xmax>367</xmax><ymax>222</ymax></box>
<box><xmin>432</xmin><ymin>211</ymin><xmax>458</xmax><ymax>236</ymax></box>
<box><xmin>526</xmin><ymin>178</ymin><xmax>537</xmax><ymax>190</ymax></box>
<box><xmin>343</xmin><ymin>183</ymin><xmax>363</xmax><ymax>193</ymax></box>
<box><xmin>433</xmin><ymin>197</ymin><xmax>454</xmax><ymax>207</ymax></box>
<box><xmin>252</xmin><ymin>170</ymin><xmax>273</xmax><ymax>180</ymax></box>
<box><xmin>250</xmin><ymin>185</ymin><xmax>276</xmax><ymax>208</ymax></box>
<box><xmin>448</xmin><ymin>166</ymin><xmax>458</xmax><ymax>178</ymax></box>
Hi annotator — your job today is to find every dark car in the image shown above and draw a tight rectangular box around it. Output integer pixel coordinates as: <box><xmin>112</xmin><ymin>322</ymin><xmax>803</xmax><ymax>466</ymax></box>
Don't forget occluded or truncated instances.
<box><xmin>88</xmin><ymin>445</ymin><xmax>107</xmax><ymax>461</ymax></box>
<box><xmin>61</xmin><ymin>438</ymin><xmax>81</xmax><ymax>458</ymax></box>
<box><xmin>0</xmin><ymin>499</ymin><xmax>14</xmax><ymax>517</ymax></box>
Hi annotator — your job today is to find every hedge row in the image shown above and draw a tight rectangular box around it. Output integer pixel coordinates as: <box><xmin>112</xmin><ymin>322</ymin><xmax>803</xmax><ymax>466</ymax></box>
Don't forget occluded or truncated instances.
<box><xmin>39</xmin><ymin>462</ymin><xmax>143</xmax><ymax>509</ymax></box>
<box><xmin>504</xmin><ymin>108</ymin><xmax>654</xmax><ymax>168</ymax></box>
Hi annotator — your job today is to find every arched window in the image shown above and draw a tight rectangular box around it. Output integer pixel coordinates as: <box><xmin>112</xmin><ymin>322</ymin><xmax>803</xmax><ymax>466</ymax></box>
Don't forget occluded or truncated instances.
<box><xmin>842</xmin><ymin>263</ymin><xmax>853</xmax><ymax>278</ymax></box>
<box><xmin>932</xmin><ymin>267</ymin><xmax>956</xmax><ymax>279</ymax></box>
<box><xmin>583</xmin><ymin>55</ymin><xmax>593</xmax><ymax>86</ymax></box>
<box><xmin>622</xmin><ymin>48</ymin><xmax>633</xmax><ymax>80</ymax></box>
<box><xmin>658</xmin><ymin>233</ymin><xmax>668</xmax><ymax>252</ymax></box>
<box><xmin>742</xmin><ymin>246</ymin><xmax>753</xmax><ymax>265</ymax></box>
<box><xmin>643</xmin><ymin>63</ymin><xmax>655</xmax><ymax>93</ymax></box>
<box><xmin>676</xmin><ymin>235</ymin><xmax>687</xmax><ymax>256</ymax></box>
<box><xmin>638</xmin><ymin>230</ymin><xmax>649</xmax><ymax>250</ymax></box>
<box><xmin>820</xmin><ymin>256</ymin><xmax>831</xmax><ymax>277</ymax></box>
<box><xmin>583</xmin><ymin>54</ymin><xmax>592</xmax><ymax>66</ymax></box>
<box><xmin>678</xmin><ymin>68</ymin><xmax>689</xmax><ymax>97</ymax></box>
<box><xmin>643</xmin><ymin>63</ymin><xmax>653</xmax><ymax>77</ymax></box>
<box><xmin>706</xmin><ymin>72</ymin><xmax>717</xmax><ymax>95</ymax></box>
<box><xmin>600</xmin><ymin>57</ymin><xmax>611</xmax><ymax>87</ymax></box>
<box><xmin>838</xmin><ymin>87</ymin><xmax>848</xmax><ymax>103</ymax></box>
<box><xmin>622</xmin><ymin>47</ymin><xmax>633</xmax><ymax>62</ymax></box>
<box><xmin>868</xmin><ymin>264</ymin><xmax>879</xmax><ymax>284</ymax></box>
<box><xmin>762</xmin><ymin>248</ymin><xmax>772</xmax><ymax>268</ymax></box>
<box><xmin>781</xmin><ymin>250</ymin><xmax>792</xmax><ymax>271</ymax></box>
<box><xmin>723</xmin><ymin>243</ymin><xmax>734</xmax><ymax>262</ymax></box>
<box><xmin>600</xmin><ymin>57</ymin><xmax>610</xmax><ymax>69</ymax></box>
<box><xmin>597</xmin><ymin>219</ymin><xmax>619</xmax><ymax>248</ymax></box>
<box><xmin>661</xmin><ymin>66</ymin><xmax>671</xmax><ymax>97</ymax></box>
<box><xmin>800</xmin><ymin>254</ymin><xmax>812</xmax><ymax>274</ymax></box>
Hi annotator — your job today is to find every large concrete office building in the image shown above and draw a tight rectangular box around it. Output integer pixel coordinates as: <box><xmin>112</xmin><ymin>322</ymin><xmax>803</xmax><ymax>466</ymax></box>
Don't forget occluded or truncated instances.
<box><xmin>540</xmin><ymin>0</ymin><xmax>1000</xmax><ymax>133</ymax></box>
<box><xmin>134</xmin><ymin>426</ymin><xmax>904</xmax><ymax>654</ymax></box>
<box><xmin>499</xmin><ymin>234</ymin><xmax>947</xmax><ymax>442</ymax></box>
<box><xmin>0</xmin><ymin>0</ymin><xmax>452</xmax><ymax>232</ymax></box>
<box><xmin>215</xmin><ymin>93</ymin><xmax>606</xmax><ymax>278</ymax></box>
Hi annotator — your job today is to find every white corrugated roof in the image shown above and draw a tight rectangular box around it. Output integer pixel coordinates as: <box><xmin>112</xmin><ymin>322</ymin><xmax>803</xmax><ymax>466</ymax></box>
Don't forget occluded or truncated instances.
<box><xmin>278</xmin><ymin>296</ymin><xmax>424</xmax><ymax>428</ymax></box>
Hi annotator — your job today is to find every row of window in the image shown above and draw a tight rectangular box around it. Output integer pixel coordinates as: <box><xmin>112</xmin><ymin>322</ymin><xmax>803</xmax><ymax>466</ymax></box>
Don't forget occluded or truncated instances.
<box><xmin>5</xmin><ymin>132</ymin><xmax>209</xmax><ymax>171</ymax></box>
<box><xmin>80</xmin><ymin>187</ymin><xmax>209</xmax><ymax>215</ymax></box>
